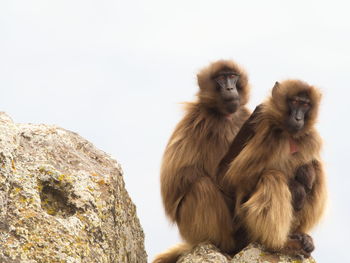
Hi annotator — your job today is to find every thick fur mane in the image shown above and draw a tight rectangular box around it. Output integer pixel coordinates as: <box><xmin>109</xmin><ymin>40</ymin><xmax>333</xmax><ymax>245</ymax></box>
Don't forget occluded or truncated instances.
<box><xmin>162</xmin><ymin>102</ymin><xmax>249</xmax><ymax>219</ymax></box>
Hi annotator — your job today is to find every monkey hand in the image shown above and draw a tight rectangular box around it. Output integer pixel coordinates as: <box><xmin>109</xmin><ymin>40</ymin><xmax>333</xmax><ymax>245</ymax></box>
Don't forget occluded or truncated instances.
<box><xmin>289</xmin><ymin>180</ymin><xmax>306</xmax><ymax>211</ymax></box>
<box><xmin>295</xmin><ymin>163</ymin><xmax>316</xmax><ymax>192</ymax></box>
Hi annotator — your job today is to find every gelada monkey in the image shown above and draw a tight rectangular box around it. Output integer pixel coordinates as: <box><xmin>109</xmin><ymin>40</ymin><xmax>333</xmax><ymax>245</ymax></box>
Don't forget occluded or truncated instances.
<box><xmin>222</xmin><ymin>80</ymin><xmax>327</xmax><ymax>258</ymax></box>
<box><xmin>153</xmin><ymin>60</ymin><xmax>251</xmax><ymax>263</ymax></box>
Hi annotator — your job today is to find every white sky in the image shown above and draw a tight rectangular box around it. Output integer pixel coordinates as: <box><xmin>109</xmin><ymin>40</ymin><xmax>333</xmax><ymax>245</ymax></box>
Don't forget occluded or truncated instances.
<box><xmin>1</xmin><ymin>0</ymin><xmax>350</xmax><ymax>262</ymax></box>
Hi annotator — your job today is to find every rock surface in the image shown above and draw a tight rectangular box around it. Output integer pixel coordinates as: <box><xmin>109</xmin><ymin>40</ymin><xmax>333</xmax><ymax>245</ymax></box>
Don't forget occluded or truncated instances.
<box><xmin>0</xmin><ymin>112</ymin><xmax>147</xmax><ymax>263</ymax></box>
<box><xmin>178</xmin><ymin>243</ymin><xmax>316</xmax><ymax>263</ymax></box>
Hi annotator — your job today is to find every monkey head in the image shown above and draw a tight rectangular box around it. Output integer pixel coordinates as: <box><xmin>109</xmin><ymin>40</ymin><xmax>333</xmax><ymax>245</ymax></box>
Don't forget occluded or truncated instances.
<box><xmin>286</xmin><ymin>91</ymin><xmax>311</xmax><ymax>133</ymax></box>
<box><xmin>270</xmin><ymin>80</ymin><xmax>322</xmax><ymax>136</ymax></box>
<box><xmin>213</xmin><ymin>69</ymin><xmax>241</xmax><ymax>114</ymax></box>
<box><xmin>196</xmin><ymin>60</ymin><xmax>250</xmax><ymax>116</ymax></box>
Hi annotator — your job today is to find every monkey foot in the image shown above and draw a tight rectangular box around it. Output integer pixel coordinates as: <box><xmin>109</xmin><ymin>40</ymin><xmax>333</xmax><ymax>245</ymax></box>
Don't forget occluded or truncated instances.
<box><xmin>290</xmin><ymin>233</ymin><xmax>314</xmax><ymax>254</ymax></box>
<box><xmin>286</xmin><ymin>232</ymin><xmax>314</xmax><ymax>258</ymax></box>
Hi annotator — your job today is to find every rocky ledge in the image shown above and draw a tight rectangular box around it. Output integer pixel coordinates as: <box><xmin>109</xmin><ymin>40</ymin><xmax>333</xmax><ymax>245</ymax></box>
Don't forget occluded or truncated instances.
<box><xmin>0</xmin><ymin>112</ymin><xmax>147</xmax><ymax>263</ymax></box>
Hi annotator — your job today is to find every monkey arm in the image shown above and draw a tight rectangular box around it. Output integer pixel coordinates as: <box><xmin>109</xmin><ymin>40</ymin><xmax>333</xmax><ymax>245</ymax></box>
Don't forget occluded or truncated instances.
<box><xmin>289</xmin><ymin>179</ymin><xmax>307</xmax><ymax>211</ymax></box>
<box><xmin>296</xmin><ymin>159</ymin><xmax>327</xmax><ymax>233</ymax></box>
<box><xmin>289</xmin><ymin>161</ymin><xmax>317</xmax><ymax>211</ymax></box>
<box><xmin>239</xmin><ymin>170</ymin><xmax>293</xmax><ymax>250</ymax></box>
<box><xmin>295</xmin><ymin>162</ymin><xmax>316</xmax><ymax>192</ymax></box>
<box><xmin>217</xmin><ymin>105</ymin><xmax>263</xmax><ymax>178</ymax></box>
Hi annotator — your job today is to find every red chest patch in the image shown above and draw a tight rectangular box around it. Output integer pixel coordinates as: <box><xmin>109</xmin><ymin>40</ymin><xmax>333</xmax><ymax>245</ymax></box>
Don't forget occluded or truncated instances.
<box><xmin>289</xmin><ymin>138</ymin><xmax>298</xmax><ymax>154</ymax></box>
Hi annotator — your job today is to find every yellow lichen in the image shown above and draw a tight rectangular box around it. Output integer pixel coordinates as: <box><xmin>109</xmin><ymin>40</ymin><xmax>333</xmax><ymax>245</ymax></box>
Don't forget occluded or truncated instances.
<box><xmin>11</xmin><ymin>159</ymin><xmax>16</xmax><ymax>170</ymax></box>
<box><xmin>22</xmin><ymin>242</ymin><xmax>34</xmax><ymax>252</ymax></box>
<box><xmin>37</xmin><ymin>184</ymin><xmax>43</xmax><ymax>191</ymax></box>
<box><xmin>46</xmin><ymin>208</ymin><xmax>56</xmax><ymax>215</ymax></box>
<box><xmin>13</xmin><ymin>187</ymin><xmax>21</xmax><ymax>194</ymax></box>
<box><xmin>20</xmin><ymin>197</ymin><xmax>35</xmax><ymax>204</ymax></box>
<box><xmin>19</xmin><ymin>196</ymin><xmax>27</xmax><ymax>203</ymax></box>
<box><xmin>58</xmin><ymin>174</ymin><xmax>64</xmax><ymax>181</ymax></box>
<box><xmin>57</xmin><ymin>173</ymin><xmax>72</xmax><ymax>182</ymax></box>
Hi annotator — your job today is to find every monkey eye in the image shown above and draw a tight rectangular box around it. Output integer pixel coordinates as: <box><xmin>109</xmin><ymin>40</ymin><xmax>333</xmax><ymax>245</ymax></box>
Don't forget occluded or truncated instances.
<box><xmin>216</xmin><ymin>75</ymin><xmax>225</xmax><ymax>81</ymax></box>
<box><xmin>291</xmin><ymin>100</ymin><xmax>298</xmax><ymax>105</ymax></box>
<box><xmin>302</xmin><ymin>103</ymin><xmax>310</xmax><ymax>108</ymax></box>
<box><xmin>227</xmin><ymin>74</ymin><xmax>236</xmax><ymax>79</ymax></box>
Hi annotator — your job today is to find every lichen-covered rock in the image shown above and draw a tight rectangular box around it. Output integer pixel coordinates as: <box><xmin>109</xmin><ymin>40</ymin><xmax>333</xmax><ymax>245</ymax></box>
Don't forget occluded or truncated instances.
<box><xmin>177</xmin><ymin>243</ymin><xmax>229</xmax><ymax>263</ymax></box>
<box><xmin>178</xmin><ymin>243</ymin><xmax>316</xmax><ymax>263</ymax></box>
<box><xmin>0</xmin><ymin>112</ymin><xmax>147</xmax><ymax>263</ymax></box>
<box><xmin>232</xmin><ymin>243</ymin><xmax>316</xmax><ymax>263</ymax></box>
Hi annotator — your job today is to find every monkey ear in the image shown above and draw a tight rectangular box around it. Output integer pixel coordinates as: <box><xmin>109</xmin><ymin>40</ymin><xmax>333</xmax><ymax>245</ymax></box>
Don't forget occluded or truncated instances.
<box><xmin>272</xmin><ymin>81</ymin><xmax>280</xmax><ymax>98</ymax></box>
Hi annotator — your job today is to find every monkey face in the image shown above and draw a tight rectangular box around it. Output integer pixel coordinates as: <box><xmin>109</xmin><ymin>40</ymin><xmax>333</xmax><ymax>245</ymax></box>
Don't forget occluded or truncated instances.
<box><xmin>286</xmin><ymin>94</ymin><xmax>311</xmax><ymax>133</ymax></box>
<box><xmin>214</xmin><ymin>71</ymin><xmax>241</xmax><ymax>114</ymax></box>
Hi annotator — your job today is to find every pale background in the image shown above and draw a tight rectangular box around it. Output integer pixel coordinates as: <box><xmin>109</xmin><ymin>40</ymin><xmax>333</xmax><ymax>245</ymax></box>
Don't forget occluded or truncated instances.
<box><xmin>1</xmin><ymin>0</ymin><xmax>349</xmax><ymax>262</ymax></box>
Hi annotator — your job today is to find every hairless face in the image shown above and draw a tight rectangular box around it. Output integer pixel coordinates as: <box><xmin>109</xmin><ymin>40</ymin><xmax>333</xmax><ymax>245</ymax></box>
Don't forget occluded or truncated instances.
<box><xmin>213</xmin><ymin>70</ymin><xmax>241</xmax><ymax>114</ymax></box>
<box><xmin>286</xmin><ymin>92</ymin><xmax>311</xmax><ymax>133</ymax></box>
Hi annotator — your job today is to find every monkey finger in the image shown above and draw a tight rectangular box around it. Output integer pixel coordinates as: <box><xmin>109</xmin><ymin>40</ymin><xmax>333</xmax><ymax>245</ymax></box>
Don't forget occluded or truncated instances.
<box><xmin>289</xmin><ymin>233</ymin><xmax>303</xmax><ymax>241</ymax></box>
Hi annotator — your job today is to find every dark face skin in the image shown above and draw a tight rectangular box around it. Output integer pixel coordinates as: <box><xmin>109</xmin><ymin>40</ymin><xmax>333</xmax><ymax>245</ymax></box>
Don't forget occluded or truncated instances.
<box><xmin>286</xmin><ymin>93</ymin><xmax>311</xmax><ymax>133</ymax></box>
<box><xmin>214</xmin><ymin>70</ymin><xmax>240</xmax><ymax>114</ymax></box>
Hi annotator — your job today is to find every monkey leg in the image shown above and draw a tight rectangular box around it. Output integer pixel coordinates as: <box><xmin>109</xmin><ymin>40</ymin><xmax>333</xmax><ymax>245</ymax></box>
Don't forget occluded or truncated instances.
<box><xmin>176</xmin><ymin>176</ymin><xmax>235</xmax><ymax>253</ymax></box>
<box><xmin>240</xmin><ymin>170</ymin><xmax>293</xmax><ymax>250</ymax></box>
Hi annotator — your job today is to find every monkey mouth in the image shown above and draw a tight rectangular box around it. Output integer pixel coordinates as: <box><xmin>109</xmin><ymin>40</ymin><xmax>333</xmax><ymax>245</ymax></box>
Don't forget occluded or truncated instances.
<box><xmin>290</xmin><ymin>128</ymin><xmax>302</xmax><ymax>134</ymax></box>
<box><xmin>225</xmin><ymin>100</ymin><xmax>240</xmax><ymax>114</ymax></box>
<box><xmin>293</xmin><ymin>121</ymin><xmax>304</xmax><ymax>130</ymax></box>
<box><xmin>287</xmin><ymin>121</ymin><xmax>304</xmax><ymax>133</ymax></box>
<box><xmin>224</xmin><ymin>97</ymin><xmax>239</xmax><ymax>103</ymax></box>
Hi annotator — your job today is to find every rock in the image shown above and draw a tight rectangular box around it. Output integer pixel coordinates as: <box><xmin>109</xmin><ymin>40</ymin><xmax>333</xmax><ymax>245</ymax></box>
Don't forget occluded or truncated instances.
<box><xmin>232</xmin><ymin>243</ymin><xmax>316</xmax><ymax>263</ymax></box>
<box><xmin>178</xmin><ymin>243</ymin><xmax>316</xmax><ymax>263</ymax></box>
<box><xmin>0</xmin><ymin>112</ymin><xmax>147</xmax><ymax>263</ymax></box>
<box><xmin>177</xmin><ymin>244</ymin><xmax>229</xmax><ymax>263</ymax></box>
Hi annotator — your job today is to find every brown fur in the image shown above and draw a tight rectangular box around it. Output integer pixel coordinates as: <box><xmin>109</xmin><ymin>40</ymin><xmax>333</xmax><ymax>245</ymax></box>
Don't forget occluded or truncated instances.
<box><xmin>153</xmin><ymin>244</ymin><xmax>192</xmax><ymax>263</ymax></box>
<box><xmin>153</xmin><ymin>60</ymin><xmax>251</xmax><ymax>263</ymax></box>
<box><xmin>222</xmin><ymin>80</ymin><xmax>327</xmax><ymax>254</ymax></box>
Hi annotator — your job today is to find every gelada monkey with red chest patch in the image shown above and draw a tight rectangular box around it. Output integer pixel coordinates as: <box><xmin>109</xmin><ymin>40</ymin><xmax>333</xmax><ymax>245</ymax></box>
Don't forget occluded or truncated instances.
<box><xmin>153</xmin><ymin>60</ymin><xmax>251</xmax><ymax>263</ymax></box>
<box><xmin>221</xmin><ymin>80</ymin><xmax>327</xmax><ymax>258</ymax></box>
